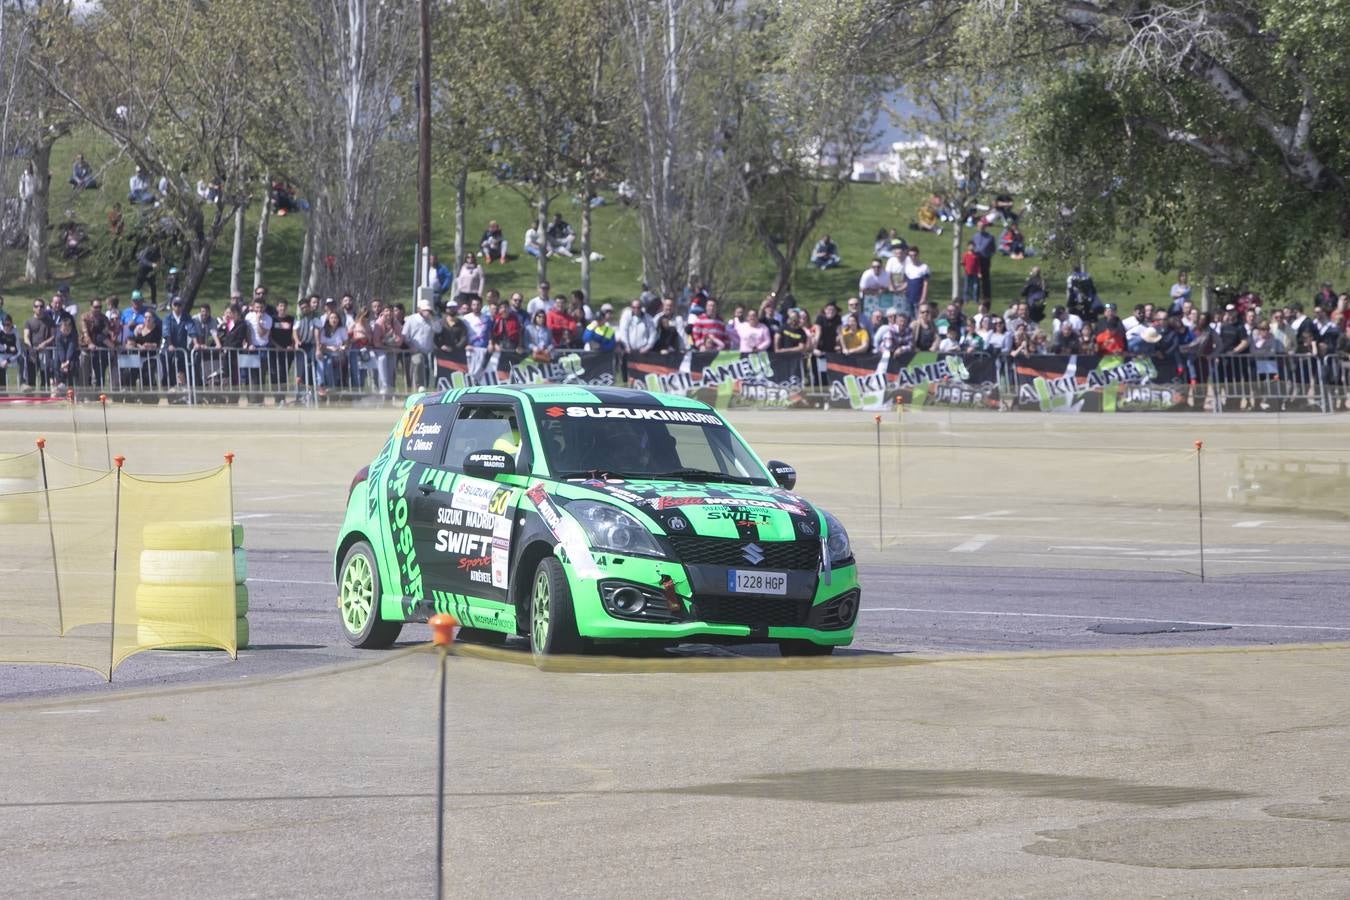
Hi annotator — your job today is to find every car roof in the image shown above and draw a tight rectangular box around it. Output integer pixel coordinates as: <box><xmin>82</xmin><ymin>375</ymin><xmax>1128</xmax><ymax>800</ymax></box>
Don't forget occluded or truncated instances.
<box><xmin>436</xmin><ymin>384</ymin><xmax>715</xmax><ymax>411</ymax></box>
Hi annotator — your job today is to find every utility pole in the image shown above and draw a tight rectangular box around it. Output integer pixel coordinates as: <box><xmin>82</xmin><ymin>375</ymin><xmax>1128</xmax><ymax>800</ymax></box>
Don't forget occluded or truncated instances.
<box><xmin>416</xmin><ymin>0</ymin><xmax>433</xmax><ymax>296</ymax></box>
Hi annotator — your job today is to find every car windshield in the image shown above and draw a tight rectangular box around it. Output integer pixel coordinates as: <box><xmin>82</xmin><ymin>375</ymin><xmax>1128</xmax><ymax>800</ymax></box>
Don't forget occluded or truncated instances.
<box><xmin>533</xmin><ymin>404</ymin><xmax>771</xmax><ymax>485</ymax></box>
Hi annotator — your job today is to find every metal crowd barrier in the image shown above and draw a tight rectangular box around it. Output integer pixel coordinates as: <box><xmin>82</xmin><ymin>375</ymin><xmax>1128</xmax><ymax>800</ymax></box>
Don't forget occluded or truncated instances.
<box><xmin>310</xmin><ymin>347</ymin><xmax>433</xmax><ymax>402</ymax></box>
<box><xmin>26</xmin><ymin>347</ymin><xmax>194</xmax><ymax>403</ymax></box>
<box><xmin>191</xmin><ymin>347</ymin><xmax>311</xmax><ymax>406</ymax></box>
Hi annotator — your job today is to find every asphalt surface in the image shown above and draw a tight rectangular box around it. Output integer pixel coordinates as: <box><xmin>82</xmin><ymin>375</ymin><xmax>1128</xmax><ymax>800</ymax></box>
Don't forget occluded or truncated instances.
<box><xmin>2</xmin><ymin>405</ymin><xmax>1348</xmax><ymax>896</ymax></box>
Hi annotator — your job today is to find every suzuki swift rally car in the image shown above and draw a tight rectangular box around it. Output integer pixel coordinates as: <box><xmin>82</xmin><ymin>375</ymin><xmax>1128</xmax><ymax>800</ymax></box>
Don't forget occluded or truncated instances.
<box><xmin>334</xmin><ymin>385</ymin><xmax>859</xmax><ymax>657</ymax></box>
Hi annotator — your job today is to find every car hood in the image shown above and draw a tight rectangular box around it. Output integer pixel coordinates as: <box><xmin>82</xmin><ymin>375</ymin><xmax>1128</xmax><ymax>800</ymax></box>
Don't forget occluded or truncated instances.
<box><xmin>556</xmin><ymin>478</ymin><xmax>823</xmax><ymax>543</ymax></box>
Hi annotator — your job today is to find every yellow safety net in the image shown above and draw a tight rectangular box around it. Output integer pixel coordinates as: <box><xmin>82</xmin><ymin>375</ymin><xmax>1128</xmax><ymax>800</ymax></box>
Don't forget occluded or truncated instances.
<box><xmin>0</xmin><ymin>457</ymin><xmax>238</xmax><ymax>679</ymax></box>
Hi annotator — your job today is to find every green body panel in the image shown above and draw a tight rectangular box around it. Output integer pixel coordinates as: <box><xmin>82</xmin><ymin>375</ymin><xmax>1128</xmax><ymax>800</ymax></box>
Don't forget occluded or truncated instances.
<box><xmin>336</xmin><ymin>385</ymin><xmax>860</xmax><ymax>648</ymax></box>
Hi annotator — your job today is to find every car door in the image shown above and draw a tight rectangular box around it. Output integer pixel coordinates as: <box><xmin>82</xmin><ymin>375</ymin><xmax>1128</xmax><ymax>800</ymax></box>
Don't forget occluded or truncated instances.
<box><xmin>421</xmin><ymin>400</ymin><xmax>527</xmax><ymax>622</ymax></box>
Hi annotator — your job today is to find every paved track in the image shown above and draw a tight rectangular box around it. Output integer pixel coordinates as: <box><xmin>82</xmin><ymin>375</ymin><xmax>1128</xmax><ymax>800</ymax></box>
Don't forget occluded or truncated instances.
<box><xmin>2</xmin><ymin>406</ymin><xmax>1348</xmax><ymax>895</ymax></box>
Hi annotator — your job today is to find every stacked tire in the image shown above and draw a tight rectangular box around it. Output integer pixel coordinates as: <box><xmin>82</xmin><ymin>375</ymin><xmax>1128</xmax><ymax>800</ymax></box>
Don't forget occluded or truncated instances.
<box><xmin>136</xmin><ymin>521</ymin><xmax>249</xmax><ymax>650</ymax></box>
<box><xmin>0</xmin><ymin>455</ymin><xmax>42</xmax><ymax>525</ymax></box>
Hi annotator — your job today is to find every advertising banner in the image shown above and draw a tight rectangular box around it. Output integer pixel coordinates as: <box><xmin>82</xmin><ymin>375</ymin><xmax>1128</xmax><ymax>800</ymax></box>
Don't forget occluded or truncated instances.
<box><xmin>434</xmin><ymin>348</ymin><xmax>616</xmax><ymax>389</ymax></box>
<box><xmin>625</xmin><ymin>351</ymin><xmax>808</xmax><ymax>408</ymax></box>
<box><xmin>1007</xmin><ymin>354</ymin><xmax>1188</xmax><ymax>413</ymax></box>
<box><xmin>823</xmin><ymin>352</ymin><xmax>1001</xmax><ymax>411</ymax></box>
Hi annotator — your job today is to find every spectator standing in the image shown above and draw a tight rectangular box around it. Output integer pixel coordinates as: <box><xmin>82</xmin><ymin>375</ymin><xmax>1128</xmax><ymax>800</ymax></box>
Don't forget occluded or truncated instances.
<box><xmin>454</xmin><ymin>253</ymin><xmax>485</xmax><ymax>299</ymax></box>
<box><xmin>858</xmin><ymin>259</ymin><xmax>888</xmax><ymax>307</ymax></box>
<box><xmin>1094</xmin><ymin>304</ymin><xmax>1127</xmax><ymax>355</ymax></box>
<box><xmin>568</xmin><ymin>289</ymin><xmax>593</xmax><ymax>323</ymax></box>
<box><xmin>525</xmin><ymin>311</ymin><xmax>553</xmax><ymax>355</ymax></box>
<box><xmin>461</xmin><ymin>297</ymin><xmax>488</xmax><ymax>349</ymax></box>
<box><xmin>134</xmin><ymin>243</ymin><xmax>161</xmax><ymax>305</ymax></box>
<box><xmin>435</xmin><ymin>301</ymin><xmax>468</xmax><ymax>354</ymax></box>
<box><xmin>527</xmin><ymin>281</ymin><xmax>552</xmax><ymax>317</ymax></box>
<box><xmin>872</xmin><ymin>309</ymin><xmax>901</xmax><ymax>356</ymax></box>
<box><xmin>1312</xmin><ymin>282</ymin><xmax>1336</xmax><ymax>311</ymax></box>
<box><xmin>1020</xmin><ymin>267</ymin><xmax>1047</xmax><ymax>322</ymax></box>
<box><xmin>243</xmin><ymin>299</ymin><xmax>273</xmax><ymax>401</ymax></box>
<box><xmin>162</xmin><ymin>297</ymin><xmax>199</xmax><ymax>391</ymax></box>
<box><xmin>489</xmin><ymin>299</ymin><xmax>523</xmax><ymax>351</ymax></box>
<box><xmin>546</xmin><ymin>295</ymin><xmax>578</xmax><ymax>348</ymax></box>
<box><xmin>583</xmin><ymin>305</ymin><xmax>617</xmax><ymax>351</ymax></box>
<box><xmin>480</xmin><ymin>221</ymin><xmax>507</xmax><ymax>264</ymax></box>
<box><xmin>52</xmin><ymin>317</ymin><xmax>80</xmax><ymax>391</ymax></box>
<box><xmin>972</xmin><ymin>221</ymin><xmax>996</xmax><ymax>302</ymax></box>
<box><xmin>650</xmin><ymin>314</ymin><xmax>683</xmax><ymax>354</ymax></box>
<box><xmin>689</xmin><ymin>299</ymin><xmax>730</xmax><ymax>350</ymax></box>
<box><xmin>810</xmin><ymin>234</ymin><xmax>841</xmax><ymax>269</ymax></box>
<box><xmin>774</xmin><ymin>309</ymin><xmax>810</xmax><ymax>355</ymax></box>
<box><xmin>883</xmin><ymin>244</ymin><xmax>909</xmax><ymax>315</ymax></box>
<box><xmin>734</xmin><ymin>309</ymin><xmax>772</xmax><ymax>352</ymax></box>
<box><xmin>654</xmin><ymin>297</ymin><xmax>687</xmax><ymax>352</ymax></box>
<box><xmin>80</xmin><ymin>298</ymin><xmax>115</xmax><ymax>388</ymax></box>
<box><xmin>0</xmin><ymin>315</ymin><xmax>18</xmax><ymax>389</ymax></box>
<box><xmin>838</xmin><ymin>314</ymin><xmax>869</xmax><ymax>355</ymax></box>
<box><xmin>402</xmin><ymin>298</ymin><xmax>442</xmax><ymax>390</ymax></box>
<box><xmin>902</xmin><ymin>247</ymin><xmax>930</xmax><ymax>322</ymax></box>
<box><xmin>911</xmin><ymin>304</ymin><xmax>938</xmax><ymax>352</ymax></box>
<box><xmin>1169</xmin><ymin>271</ymin><xmax>1192</xmax><ymax>313</ymax></box>
<box><xmin>617</xmin><ymin>300</ymin><xmax>656</xmax><ymax>355</ymax></box>
<box><xmin>961</xmin><ymin>241</ymin><xmax>980</xmax><ymax>302</ymax></box>
<box><xmin>429</xmin><ymin>255</ymin><xmax>452</xmax><ymax>303</ymax></box>
<box><xmin>984</xmin><ymin>317</ymin><xmax>1009</xmax><ymax>354</ymax></box>
<box><xmin>314</xmin><ymin>310</ymin><xmax>348</xmax><ymax>392</ymax></box>
<box><xmin>268</xmin><ymin>299</ymin><xmax>295</xmax><ymax>399</ymax></box>
<box><xmin>812</xmin><ymin>302</ymin><xmax>841</xmax><ymax>355</ymax></box>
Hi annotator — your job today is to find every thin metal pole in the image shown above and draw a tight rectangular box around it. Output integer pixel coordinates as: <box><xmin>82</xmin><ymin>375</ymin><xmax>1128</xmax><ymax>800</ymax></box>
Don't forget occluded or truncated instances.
<box><xmin>1195</xmin><ymin>441</ymin><xmax>1205</xmax><ymax>583</ymax></box>
<box><xmin>874</xmin><ymin>415</ymin><xmax>883</xmax><ymax>550</ymax></box>
<box><xmin>100</xmin><ymin>393</ymin><xmax>111</xmax><ymax>470</ymax></box>
<box><xmin>435</xmin><ymin>647</ymin><xmax>447</xmax><ymax>899</ymax></box>
<box><xmin>895</xmin><ymin>399</ymin><xmax>903</xmax><ymax>509</ymax></box>
<box><xmin>108</xmin><ymin>456</ymin><xmax>125</xmax><ymax>681</ymax></box>
<box><xmin>417</xmin><ymin>0</ymin><xmax>432</xmax><ymax>281</ymax></box>
<box><xmin>225</xmin><ymin>452</ymin><xmax>237</xmax><ymax>658</ymax></box>
<box><xmin>36</xmin><ymin>439</ymin><xmax>64</xmax><ymax>635</ymax></box>
<box><xmin>67</xmin><ymin>389</ymin><xmax>78</xmax><ymax>464</ymax></box>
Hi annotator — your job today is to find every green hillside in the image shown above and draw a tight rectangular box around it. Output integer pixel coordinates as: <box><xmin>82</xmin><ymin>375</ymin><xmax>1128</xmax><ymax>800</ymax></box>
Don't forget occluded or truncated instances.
<box><xmin>0</xmin><ymin>134</ymin><xmax>1312</xmax><ymax>316</ymax></box>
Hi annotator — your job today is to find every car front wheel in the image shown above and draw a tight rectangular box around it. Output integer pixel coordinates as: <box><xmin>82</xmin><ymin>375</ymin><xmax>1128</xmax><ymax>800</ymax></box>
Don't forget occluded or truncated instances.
<box><xmin>529</xmin><ymin>556</ymin><xmax>584</xmax><ymax>658</ymax></box>
<box><xmin>338</xmin><ymin>541</ymin><xmax>403</xmax><ymax>649</ymax></box>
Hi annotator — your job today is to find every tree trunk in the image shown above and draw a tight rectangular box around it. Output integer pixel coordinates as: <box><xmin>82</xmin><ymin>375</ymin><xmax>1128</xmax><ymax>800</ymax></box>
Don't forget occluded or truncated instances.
<box><xmin>306</xmin><ymin>195</ymin><xmax>324</xmax><ymax>297</ymax></box>
<box><xmin>535</xmin><ymin>196</ymin><xmax>549</xmax><ymax>283</ymax></box>
<box><xmin>230</xmin><ymin>201</ymin><xmax>245</xmax><ymax>297</ymax></box>
<box><xmin>253</xmin><ymin>186</ymin><xmax>271</xmax><ymax>290</ymax></box>
<box><xmin>580</xmin><ymin>181</ymin><xmax>593</xmax><ymax>302</ymax></box>
<box><xmin>296</xmin><ymin>211</ymin><xmax>314</xmax><ymax>304</ymax></box>
<box><xmin>24</xmin><ymin>140</ymin><xmax>52</xmax><ymax>284</ymax></box>
<box><xmin>453</xmin><ymin>167</ymin><xmax>467</xmax><ymax>264</ymax></box>
<box><xmin>179</xmin><ymin>204</ymin><xmax>232</xmax><ymax>307</ymax></box>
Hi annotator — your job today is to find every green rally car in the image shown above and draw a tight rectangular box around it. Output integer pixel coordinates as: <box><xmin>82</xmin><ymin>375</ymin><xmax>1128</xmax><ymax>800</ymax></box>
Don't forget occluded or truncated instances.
<box><xmin>334</xmin><ymin>385</ymin><xmax>859</xmax><ymax>657</ymax></box>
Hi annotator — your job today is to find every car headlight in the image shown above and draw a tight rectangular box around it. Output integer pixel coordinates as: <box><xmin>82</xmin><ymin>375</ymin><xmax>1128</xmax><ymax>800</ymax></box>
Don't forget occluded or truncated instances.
<box><xmin>566</xmin><ymin>500</ymin><xmax>666</xmax><ymax>558</ymax></box>
<box><xmin>821</xmin><ymin>510</ymin><xmax>852</xmax><ymax>563</ymax></box>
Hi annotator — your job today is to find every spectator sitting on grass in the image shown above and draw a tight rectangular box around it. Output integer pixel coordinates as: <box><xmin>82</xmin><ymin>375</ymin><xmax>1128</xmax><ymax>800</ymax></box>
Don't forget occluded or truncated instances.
<box><xmin>480</xmin><ymin>221</ymin><xmax>507</xmax><ymax>264</ymax></box>
<box><xmin>810</xmin><ymin>234</ymin><xmax>841</xmax><ymax>269</ymax></box>
<box><xmin>70</xmin><ymin>154</ymin><xmax>98</xmax><ymax>190</ymax></box>
<box><xmin>910</xmin><ymin>200</ymin><xmax>941</xmax><ymax>235</ymax></box>
<box><xmin>523</xmin><ymin>223</ymin><xmax>544</xmax><ymax>259</ymax></box>
<box><xmin>546</xmin><ymin>213</ymin><xmax>576</xmax><ymax>258</ymax></box>
<box><xmin>128</xmin><ymin>166</ymin><xmax>155</xmax><ymax>205</ymax></box>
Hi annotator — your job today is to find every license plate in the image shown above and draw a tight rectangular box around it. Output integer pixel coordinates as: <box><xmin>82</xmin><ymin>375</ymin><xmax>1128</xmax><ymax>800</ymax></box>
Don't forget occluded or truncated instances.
<box><xmin>726</xmin><ymin>569</ymin><xmax>788</xmax><ymax>595</ymax></box>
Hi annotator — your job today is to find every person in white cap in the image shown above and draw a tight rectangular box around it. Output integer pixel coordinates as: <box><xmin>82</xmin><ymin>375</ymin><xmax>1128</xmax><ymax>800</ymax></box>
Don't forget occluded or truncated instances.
<box><xmin>402</xmin><ymin>297</ymin><xmax>443</xmax><ymax>391</ymax></box>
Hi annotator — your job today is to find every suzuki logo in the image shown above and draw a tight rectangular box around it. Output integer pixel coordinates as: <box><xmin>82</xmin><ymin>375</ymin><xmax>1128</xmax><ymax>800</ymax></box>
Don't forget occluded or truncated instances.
<box><xmin>742</xmin><ymin>543</ymin><xmax>765</xmax><ymax>565</ymax></box>
<box><xmin>545</xmin><ymin>406</ymin><xmax>565</xmax><ymax>418</ymax></box>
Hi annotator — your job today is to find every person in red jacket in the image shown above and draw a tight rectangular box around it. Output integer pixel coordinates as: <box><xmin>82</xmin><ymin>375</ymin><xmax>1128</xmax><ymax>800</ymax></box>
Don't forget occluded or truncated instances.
<box><xmin>544</xmin><ymin>294</ymin><xmax>579</xmax><ymax>348</ymax></box>
<box><xmin>961</xmin><ymin>241</ymin><xmax>980</xmax><ymax>303</ymax></box>
<box><xmin>1093</xmin><ymin>303</ymin><xmax>1127</xmax><ymax>355</ymax></box>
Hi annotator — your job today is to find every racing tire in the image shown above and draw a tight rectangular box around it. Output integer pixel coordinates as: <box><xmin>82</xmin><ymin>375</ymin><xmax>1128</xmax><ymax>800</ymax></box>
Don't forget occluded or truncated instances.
<box><xmin>456</xmin><ymin>627</ymin><xmax>508</xmax><ymax>646</ymax></box>
<box><xmin>338</xmin><ymin>541</ymin><xmax>402</xmax><ymax>649</ymax></box>
<box><xmin>529</xmin><ymin>556</ymin><xmax>584</xmax><ymax>658</ymax></box>
<box><xmin>135</xmin><ymin>583</ymin><xmax>247</xmax><ymax>618</ymax></box>
<box><xmin>233</xmin><ymin>548</ymin><xmax>247</xmax><ymax>584</ymax></box>
<box><xmin>777</xmin><ymin>640</ymin><xmax>835</xmax><ymax>657</ymax></box>
<box><xmin>142</xmin><ymin>521</ymin><xmax>244</xmax><ymax>551</ymax></box>
<box><xmin>138</xmin><ymin>616</ymin><xmax>248</xmax><ymax>650</ymax></box>
<box><xmin>139</xmin><ymin>550</ymin><xmax>233</xmax><ymax>585</ymax></box>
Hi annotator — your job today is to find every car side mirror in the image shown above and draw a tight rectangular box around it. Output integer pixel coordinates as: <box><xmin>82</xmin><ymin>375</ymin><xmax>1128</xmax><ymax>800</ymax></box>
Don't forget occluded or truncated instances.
<box><xmin>463</xmin><ymin>450</ymin><xmax>515</xmax><ymax>480</ymax></box>
<box><xmin>766</xmin><ymin>460</ymin><xmax>796</xmax><ymax>491</ymax></box>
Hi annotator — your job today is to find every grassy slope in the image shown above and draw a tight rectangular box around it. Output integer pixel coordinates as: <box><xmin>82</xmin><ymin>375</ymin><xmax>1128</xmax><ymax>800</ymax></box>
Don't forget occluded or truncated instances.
<box><xmin>6</xmin><ymin>133</ymin><xmax>1335</xmax><ymax>317</ymax></box>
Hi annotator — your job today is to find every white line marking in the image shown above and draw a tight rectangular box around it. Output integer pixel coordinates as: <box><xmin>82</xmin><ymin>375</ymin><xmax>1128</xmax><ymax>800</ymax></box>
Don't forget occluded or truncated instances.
<box><xmin>241</xmin><ymin>493</ymin><xmax>311</xmax><ymax>502</ymax></box>
<box><xmin>1233</xmin><ymin>521</ymin><xmax>1268</xmax><ymax>528</ymax></box>
<box><xmin>956</xmin><ymin>510</ymin><xmax>1012</xmax><ymax>520</ymax></box>
<box><xmin>248</xmin><ymin>578</ymin><xmax>331</xmax><ymax>586</ymax></box>
<box><xmin>38</xmin><ymin>709</ymin><xmax>102</xmax><ymax>715</ymax></box>
<box><xmin>950</xmin><ymin>534</ymin><xmax>995</xmax><ymax>553</ymax></box>
<box><xmin>233</xmin><ymin>513</ymin><xmax>275</xmax><ymax>520</ymax></box>
<box><xmin>861</xmin><ymin>606</ymin><xmax>1350</xmax><ymax>632</ymax></box>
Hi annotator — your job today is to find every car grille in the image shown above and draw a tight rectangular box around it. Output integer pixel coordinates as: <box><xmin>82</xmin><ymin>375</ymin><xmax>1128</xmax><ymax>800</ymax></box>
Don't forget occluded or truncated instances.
<box><xmin>691</xmin><ymin>596</ymin><xmax>811</xmax><ymax>628</ymax></box>
<box><xmin>668</xmin><ymin>535</ymin><xmax>820</xmax><ymax>570</ymax></box>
